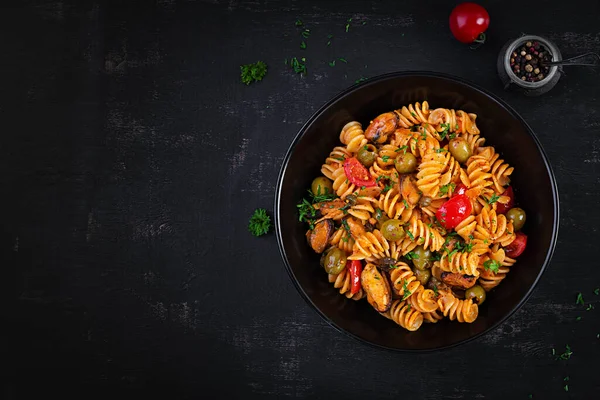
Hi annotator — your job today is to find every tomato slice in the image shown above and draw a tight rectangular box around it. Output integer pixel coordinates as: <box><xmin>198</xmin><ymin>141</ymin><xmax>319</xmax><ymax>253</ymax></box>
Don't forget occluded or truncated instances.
<box><xmin>436</xmin><ymin>194</ymin><xmax>473</xmax><ymax>230</ymax></box>
<box><xmin>505</xmin><ymin>232</ymin><xmax>527</xmax><ymax>258</ymax></box>
<box><xmin>496</xmin><ymin>186</ymin><xmax>515</xmax><ymax>214</ymax></box>
<box><xmin>343</xmin><ymin>157</ymin><xmax>376</xmax><ymax>187</ymax></box>
<box><xmin>348</xmin><ymin>260</ymin><xmax>363</xmax><ymax>295</ymax></box>
<box><xmin>452</xmin><ymin>183</ymin><xmax>467</xmax><ymax>197</ymax></box>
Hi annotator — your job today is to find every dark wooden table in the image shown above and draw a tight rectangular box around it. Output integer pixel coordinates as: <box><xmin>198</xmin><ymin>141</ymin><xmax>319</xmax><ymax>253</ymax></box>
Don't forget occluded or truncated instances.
<box><xmin>2</xmin><ymin>0</ymin><xmax>599</xmax><ymax>398</ymax></box>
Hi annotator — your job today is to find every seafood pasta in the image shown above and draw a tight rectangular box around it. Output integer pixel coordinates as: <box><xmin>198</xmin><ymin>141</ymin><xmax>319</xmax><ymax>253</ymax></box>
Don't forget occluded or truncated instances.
<box><xmin>298</xmin><ymin>101</ymin><xmax>528</xmax><ymax>331</ymax></box>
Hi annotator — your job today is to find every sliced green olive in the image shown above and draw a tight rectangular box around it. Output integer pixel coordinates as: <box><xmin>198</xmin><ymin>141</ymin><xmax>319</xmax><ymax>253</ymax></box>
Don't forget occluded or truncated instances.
<box><xmin>506</xmin><ymin>207</ymin><xmax>526</xmax><ymax>231</ymax></box>
<box><xmin>449</xmin><ymin>138</ymin><xmax>472</xmax><ymax>164</ymax></box>
<box><xmin>380</xmin><ymin>219</ymin><xmax>406</xmax><ymax>241</ymax></box>
<box><xmin>322</xmin><ymin>247</ymin><xmax>347</xmax><ymax>275</ymax></box>
<box><xmin>357</xmin><ymin>144</ymin><xmax>378</xmax><ymax>167</ymax></box>
<box><xmin>311</xmin><ymin>177</ymin><xmax>333</xmax><ymax>196</ymax></box>
<box><xmin>412</xmin><ymin>245</ymin><xmax>432</xmax><ymax>270</ymax></box>
<box><xmin>465</xmin><ymin>285</ymin><xmax>486</xmax><ymax>304</ymax></box>
<box><xmin>413</xmin><ymin>267</ymin><xmax>431</xmax><ymax>285</ymax></box>
<box><xmin>394</xmin><ymin>152</ymin><xmax>417</xmax><ymax>174</ymax></box>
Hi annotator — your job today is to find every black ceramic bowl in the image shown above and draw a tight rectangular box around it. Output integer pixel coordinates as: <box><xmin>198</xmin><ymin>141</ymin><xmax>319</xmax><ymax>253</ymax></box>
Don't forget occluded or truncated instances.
<box><xmin>275</xmin><ymin>72</ymin><xmax>559</xmax><ymax>351</ymax></box>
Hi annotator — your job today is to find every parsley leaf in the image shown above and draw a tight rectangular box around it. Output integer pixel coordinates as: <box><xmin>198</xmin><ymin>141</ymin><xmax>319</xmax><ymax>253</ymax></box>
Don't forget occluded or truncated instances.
<box><xmin>355</xmin><ymin>76</ymin><xmax>367</xmax><ymax>83</ymax></box>
<box><xmin>300</xmin><ymin>41</ymin><xmax>307</xmax><ymax>49</ymax></box>
<box><xmin>403</xmin><ymin>199</ymin><xmax>410</xmax><ymax>209</ymax></box>
<box><xmin>341</xmin><ymin>219</ymin><xmax>351</xmax><ymax>234</ymax></box>
<box><xmin>556</xmin><ymin>344</ymin><xmax>572</xmax><ymax>360</ymax></box>
<box><xmin>248</xmin><ymin>208</ymin><xmax>272</xmax><ymax>236</ymax></box>
<box><xmin>289</xmin><ymin>57</ymin><xmax>307</xmax><ymax>74</ymax></box>
<box><xmin>296</xmin><ymin>199</ymin><xmax>317</xmax><ymax>229</ymax></box>
<box><xmin>338</xmin><ymin>57</ymin><xmax>347</xmax><ymax>63</ymax></box>
<box><xmin>405</xmin><ymin>252</ymin><xmax>418</xmax><ymax>260</ymax></box>
<box><xmin>301</xmin><ymin>29</ymin><xmax>310</xmax><ymax>38</ymax></box>
<box><xmin>406</xmin><ymin>230</ymin><xmax>415</xmax><ymax>240</ymax></box>
<box><xmin>240</xmin><ymin>61</ymin><xmax>268</xmax><ymax>85</ymax></box>
<box><xmin>595</xmin><ymin>288</ymin><xmax>599</xmax><ymax>295</ymax></box>
<box><xmin>295</xmin><ymin>18</ymin><xmax>303</xmax><ymax>27</ymax></box>
<box><xmin>439</xmin><ymin>183</ymin><xmax>456</xmax><ymax>196</ymax></box>
<box><xmin>586</xmin><ymin>304</ymin><xmax>594</xmax><ymax>311</ymax></box>
<box><xmin>483</xmin><ymin>259</ymin><xmax>501</xmax><ymax>273</ymax></box>
<box><xmin>395</xmin><ymin>145</ymin><xmax>408</xmax><ymax>153</ymax></box>
<box><xmin>432</xmin><ymin>284</ymin><xmax>439</xmax><ymax>296</ymax></box>
<box><xmin>576</xmin><ymin>292</ymin><xmax>585</xmax><ymax>306</ymax></box>
<box><xmin>329</xmin><ymin>60</ymin><xmax>336</xmax><ymax>67</ymax></box>
<box><xmin>439</xmin><ymin>123</ymin><xmax>451</xmax><ymax>140</ymax></box>
<box><xmin>487</xmin><ymin>193</ymin><xmax>500</xmax><ymax>205</ymax></box>
<box><xmin>381</xmin><ymin>155</ymin><xmax>390</xmax><ymax>162</ymax></box>
<box><xmin>402</xmin><ymin>280</ymin><xmax>412</xmax><ymax>300</ymax></box>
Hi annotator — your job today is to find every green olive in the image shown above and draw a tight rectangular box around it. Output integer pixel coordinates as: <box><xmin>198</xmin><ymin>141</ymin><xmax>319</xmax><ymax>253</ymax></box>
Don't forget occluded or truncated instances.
<box><xmin>374</xmin><ymin>208</ymin><xmax>390</xmax><ymax>230</ymax></box>
<box><xmin>506</xmin><ymin>207</ymin><xmax>526</xmax><ymax>231</ymax></box>
<box><xmin>413</xmin><ymin>267</ymin><xmax>431</xmax><ymax>286</ymax></box>
<box><xmin>357</xmin><ymin>144</ymin><xmax>378</xmax><ymax>167</ymax></box>
<box><xmin>381</xmin><ymin>219</ymin><xmax>406</xmax><ymax>241</ymax></box>
<box><xmin>412</xmin><ymin>245</ymin><xmax>432</xmax><ymax>270</ymax></box>
<box><xmin>394</xmin><ymin>152</ymin><xmax>418</xmax><ymax>174</ymax></box>
<box><xmin>449</xmin><ymin>138</ymin><xmax>472</xmax><ymax>164</ymax></box>
<box><xmin>311</xmin><ymin>177</ymin><xmax>333</xmax><ymax>196</ymax></box>
<box><xmin>322</xmin><ymin>247</ymin><xmax>347</xmax><ymax>275</ymax></box>
<box><xmin>345</xmin><ymin>194</ymin><xmax>357</xmax><ymax>206</ymax></box>
<box><xmin>465</xmin><ymin>285</ymin><xmax>486</xmax><ymax>305</ymax></box>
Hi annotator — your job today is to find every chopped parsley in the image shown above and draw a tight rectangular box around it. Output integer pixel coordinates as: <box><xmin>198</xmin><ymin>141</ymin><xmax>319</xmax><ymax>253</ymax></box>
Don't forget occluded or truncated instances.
<box><xmin>402</xmin><ymin>280</ymin><xmax>412</xmax><ymax>300</ymax></box>
<box><xmin>586</xmin><ymin>304</ymin><xmax>594</xmax><ymax>311</ymax></box>
<box><xmin>240</xmin><ymin>61</ymin><xmax>268</xmax><ymax>85</ymax></box>
<box><xmin>405</xmin><ymin>251</ymin><xmax>418</xmax><ymax>260</ymax></box>
<box><xmin>406</xmin><ymin>304</ymin><xmax>411</xmax><ymax>312</ymax></box>
<box><xmin>439</xmin><ymin>123</ymin><xmax>451</xmax><ymax>140</ymax></box>
<box><xmin>297</xmin><ymin>199</ymin><xmax>317</xmax><ymax>229</ymax></box>
<box><xmin>431</xmin><ymin>252</ymin><xmax>441</xmax><ymax>261</ymax></box>
<box><xmin>289</xmin><ymin>57</ymin><xmax>307</xmax><ymax>74</ymax></box>
<box><xmin>483</xmin><ymin>259</ymin><xmax>501</xmax><ymax>273</ymax></box>
<box><xmin>338</xmin><ymin>57</ymin><xmax>347</xmax><ymax>63</ymax></box>
<box><xmin>487</xmin><ymin>193</ymin><xmax>501</xmax><ymax>205</ymax></box>
<box><xmin>576</xmin><ymin>316</ymin><xmax>582</xmax><ymax>321</ymax></box>
<box><xmin>595</xmin><ymin>288</ymin><xmax>599</xmax><ymax>295</ymax></box>
<box><xmin>556</xmin><ymin>344</ymin><xmax>572</xmax><ymax>360</ymax></box>
<box><xmin>406</xmin><ymin>230</ymin><xmax>415</xmax><ymax>240</ymax></box>
<box><xmin>341</xmin><ymin>218</ymin><xmax>351</xmax><ymax>234</ymax></box>
<box><xmin>439</xmin><ymin>183</ymin><xmax>456</xmax><ymax>196</ymax></box>
<box><xmin>329</xmin><ymin>60</ymin><xmax>336</xmax><ymax>67</ymax></box>
<box><xmin>396</xmin><ymin>145</ymin><xmax>408</xmax><ymax>153</ymax></box>
<box><xmin>345</xmin><ymin>18</ymin><xmax>351</xmax><ymax>32</ymax></box>
<box><xmin>300</xmin><ymin>41</ymin><xmax>307</xmax><ymax>49</ymax></box>
<box><xmin>435</xmin><ymin>148</ymin><xmax>446</xmax><ymax>153</ymax></box>
<box><xmin>381</xmin><ymin>155</ymin><xmax>390</xmax><ymax>162</ymax></box>
<box><xmin>376</xmin><ymin>175</ymin><xmax>389</xmax><ymax>183</ymax></box>
<box><xmin>295</xmin><ymin>18</ymin><xmax>303</xmax><ymax>26</ymax></box>
<box><xmin>309</xmin><ymin>187</ymin><xmax>337</xmax><ymax>203</ymax></box>
<box><xmin>382</xmin><ymin>183</ymin><xmax>394</xmax><ymax>193</ymax></box>
<box><xmin>403</xmin><ymin>199</ymin><xmax>410</xmax><ymax>209</ymax></box>
<box><xmin>248</xmin><ymin>208</ymin><xmax>272</xmax><ymax>236</ymax></box>
<box><xmin>432</xmin><ymin>284</ymin><xmax>439</xmax><ymax>296</ymax></box>
<box><xmin>355</xmin><ymin>76</ymin><xmax>367</xmax><ymax>83</ymax></box>
<box><xmin>576</xmin><ymin>292</ymin><xmax>585</xmax><ymax>306</ymax></box>
<box><xmin>301</xmin><ymin>29</ymin><xmax>310</xmax><ymax>38</ymax></box>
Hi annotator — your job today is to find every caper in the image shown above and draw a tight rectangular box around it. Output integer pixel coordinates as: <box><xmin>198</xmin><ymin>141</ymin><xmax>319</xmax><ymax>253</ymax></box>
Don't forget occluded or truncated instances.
<box><xmin>394</xmin><ymin>152</ymin><xmax>418</xmax><ymax>174</ymax></box>
<box><xmin>449</xmin><ymin>138</ymin><xmax>472</xmax><ymax>164</ymax></box>
<box><xmin>412</xmin><ymin>245</ymin><xmax>432</xmax><ymax>270</ymax></box>
<box><xmin>381</xmin><ymin>219</ymin><xmax>406</xmax><ymax>241</ymax></box>
<box><xmin>322</xmin><ymin>247</ymin><xmax>347</xmax><ymax>275</ymax></box>
<box><xmin>465</xmin><ymin>285</ymin><xmax>486</xmax><ymax>305</ymax></box>
<box><xmin>413</xmin><ymin>267</ymin><xmax>431</xmax><ymax>285</ymax></box>
<box><xmin>311</xmin><ymin>177</ymin><xmax>333</xmax><ymax>196</ymax></box>
<box><xmin>345</xmin><ymin>194</ymin><xmax>357</xmax><ymax>206</ymax></box>
<box><xmin>419</xmin><ymin>196</ymin><xmax>432</xmax><ymax>208</ymax></box>
<box><xmin>506</xmin><ymin>207</ymin><xmax>526</xmax><ymax>231</ymax></box>
<box><xmin>357</xmin><ymin>144</ymin><xmax>377</xmax><ymax>167</ymax></box>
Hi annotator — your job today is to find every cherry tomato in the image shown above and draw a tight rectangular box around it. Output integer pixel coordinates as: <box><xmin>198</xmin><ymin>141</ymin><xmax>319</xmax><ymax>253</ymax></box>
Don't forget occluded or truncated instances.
<box><xmin>343</xmin><ymin>157</ymin><xmax>376</xmax><ymax>187</ymax></box>
<box><xmin>452</xmin><ymin>183</ymin><xmax>467</xmax><ymax>197</ymax></box>
<box><xmin>348</xmin><ymin>260</ymin><xmax>363</xmax><ymax>295</ymax></box>
<box><xmin>505</xmin><ymin>232</ymin><xmax>527</xmax><ymax>258</ymax></box>
<box><xmin>436</xmin><ymin>194</ymin><xmax>473</xmax><ymax>230</ymax></box>
<box><xmin>449</xmin><ymin>3</ymin><xmax>490</xmax><ymax>44</ymax></box>
<box><xmin>496</xmin><ymin>186</ymin><xmax>515</xmax><ymax>214</ymax></box>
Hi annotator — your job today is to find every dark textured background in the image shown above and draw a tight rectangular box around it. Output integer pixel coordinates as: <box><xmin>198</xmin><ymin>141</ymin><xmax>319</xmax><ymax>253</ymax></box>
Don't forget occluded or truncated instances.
<box><xmin>1</xmin><ymin>0</ymin><xmax>599</xmax><ymax>398</ymax></box>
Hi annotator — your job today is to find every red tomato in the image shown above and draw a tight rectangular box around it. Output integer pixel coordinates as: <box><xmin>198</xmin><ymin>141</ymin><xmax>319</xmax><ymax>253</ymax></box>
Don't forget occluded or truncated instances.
<box><xmin>505</xmin><ymin>232</ymin><xmax>527</xmax><ymax>258</ymax></box>
<box><xmin>343</xmin><ymin>157</ymin><xmax>376</xmax><ymax>187</ymax></box>
<box><xmin>452</xmin><ymin>183</ymin><xmax>467</xmax><ymax>197</ymax></box>
<box><xmin>496</xmin><ymin>186</ymin><xmax>515</xmax><ymax>214</ymax></box>
<box><xmin>348</xmin><ymin>260</ymin><xmax>363</xmax><ymax>295</ymax></box>
<box><xmin>436</xmin><ymin>194</ymin><xmax>473</xmax><ymax>230</ymax></box>
<box><xmin>449</xmin><ymin>3</ymin><xmax>490</xmax><ymax>44</ymax></box>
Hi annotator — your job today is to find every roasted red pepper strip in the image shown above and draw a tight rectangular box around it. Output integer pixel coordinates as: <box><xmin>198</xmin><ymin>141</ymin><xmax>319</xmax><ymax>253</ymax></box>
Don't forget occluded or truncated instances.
<box><xmin>348</xmin><ymin>260</ymin><xmax>363</xmax><ymax>295</ymax></box>
<box><xmin>343</xmin><ymin>157</ymin><xmax>376</xmax><ymax>188</ymax></box>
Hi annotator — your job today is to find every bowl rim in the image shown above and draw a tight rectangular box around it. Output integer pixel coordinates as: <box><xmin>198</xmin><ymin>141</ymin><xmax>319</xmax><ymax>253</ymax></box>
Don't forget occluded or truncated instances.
<box><xmin>274</xmin><ymin>71</ymin><xmax>560</xmax><ymax>352</ymax></box>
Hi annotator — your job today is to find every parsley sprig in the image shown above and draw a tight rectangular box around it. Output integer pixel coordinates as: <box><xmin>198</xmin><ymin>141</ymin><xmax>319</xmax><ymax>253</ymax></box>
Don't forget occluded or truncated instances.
<box><xmin>248</xmin><ymin>208</ymin><xmax>272</xmax><ymax>236</ymax></box>
<box><xmin>483</xmin><ymin>259</ymin><xmax>501</xmax><ymax>273</ymax></box>
<box><xmin>240</xmin><ymin>61</ymin><xmax>268</xmax><ymax>85</ymax></box>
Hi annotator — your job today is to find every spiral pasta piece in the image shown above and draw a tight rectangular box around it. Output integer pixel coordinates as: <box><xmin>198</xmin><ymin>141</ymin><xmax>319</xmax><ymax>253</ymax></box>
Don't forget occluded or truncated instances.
<box><xmin>478</xmin><ymin>244</ymin><xmax>511</xmax><ymax>291</ymax></box>
<box><xmin>348</xmin><ymin>230</ymin><xmax>390</xmax><ymax>260</ymax></box>
<box><xmin>389</xmin><ymin>262</ymin><xmax>422</xmax><ymax>299</ymax></box>
<box><xmin>329</xmin><ymin>227</ymin><xmax>355</xmax><ymax>253</ymax></box>
<box><xmin>328</xmin><ymin>267</ymin><xmax>365</xmax><ymax>300</ymax></box>
<box><xmin>378</xmin><ymin>188</ymin><xmax>414</xmax><ymax>222</ymax></box>
<box><xmin>376</xmin><ymin>144</ymin><xmax>400</xmax><ymax>168</ymax></box>
<box><xmin>417</xmin><ymin>152</ymin><xmax>446</xmax><ymax>198</ymax></box>
<box><xmin>405</xmin><ymin>215</ymin><xmax>445</xmax><ymax>252</ymax></box>
<box><xmin>423</xmin><ymin>308</ymin><xmax>444</xmax><ymax>323</ymax></box>
<box><xmin>475</xmin><ymin>208</ymin><xmax>516</xmax><ymax>246</ymax></box>
<box><xmin>437</xmin><ymin>291</ymin><xmax>478</xmax><ymax>323</ymax></box>
<box><xmin>478</xmin><ymin>146</ymin><xmax>514</xmax><ymax>194</ymax></box>
<box><xmin>321</xmin><ymin>146</ymin><xmax>351</xmax><ymax>180</ymax></box>
<box><xmin>393</xmin><ymin>101</ymin><xmax>431</xmax><ymax>128</ymax></box>
<box><xmin>331</xmin><ymin>166</ymin><xmax>357</xmax><ymax>199</ymax></box>
<box><xmin>407</xmin><ymin>285</ymin><xmax>439</xmax><ymax>313</ymax></box>
<box><xmin>382</xmin><ymin>299</ymin><xmax>424</xmax><ymax>331</ymax></box>
<box><xmin>339</xmin><ymin>121</ymin><xmax>367</xmax><ymax>153</ymax></box>
<box><xmin>438</xmin><ymin>249</ymin><xmax>480</xmax><ymax>277</ymax></box>
<box><xmin>464</xmin><ymin>154</ymin><xmax>494</xmax><ymax>199</ymax></box>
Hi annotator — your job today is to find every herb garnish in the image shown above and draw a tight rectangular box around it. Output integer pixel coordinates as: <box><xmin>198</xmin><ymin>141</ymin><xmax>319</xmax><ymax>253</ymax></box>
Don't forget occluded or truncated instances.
<box><xmin>406</xmin><ymin>230</ymin><xmax>415</xmax><ymax>240</ymax></box>
<box><xmin>556</xmin><ymin>344</ymin><xmax>572</xmax><ymax>360</ymax></box>
<box><xmin>483</xmin><ymin>259</ymin><xmax>501</xmax><ymax>273</ymax></box>
<box><xmin>289</xmin><ymin>57</ymin><xmax>307</xmax><ymax>74</ymax></box>
<box><xmin>405</xmin><ymin>252</ymin><xmax>418</xmax><ymax>260</ymax></box>
<box><xmin>576</xmin><ymin>292</ymin><xmax>584</xmax><ymax>306</ymax></box>
<box><xmin>248</xmin><ymin>208</ymin><xmax>272</xmax><ymax>236</ymax></box>
<box><xmin>338</xmin><ymin>57</ymin><xmax>347</xmax><ymax>63</ymax></box>
<box><xmin>595</xmin><ymin>288</ymin><xmax>599</xmax><ymax>295</ymax></box>
<box><xmin>301</xmin><ymin>29</ymin><xmax>310</xmax><ymax>38</ymax></box>
<box><xmin>487</xmin><ymin>193</ymin><xmax>500</xmax><ymax>205</ymax></box>
<box><xmin>240</xmin><ymin>61</ymin><xmax>268</xmax><ymax>85</ymax></box>
<box><xmin>402</xmin><ymin>280</ymin><xmax>412</xmax><ymax>300</ymax></box>
<box><xmin>295</xmin><ymin>19</ymin><xmax>303</xmax><ymax>26</ymax></box>
<box><xmin>396</xmin><ymin>145</ymin><xmax>408</xmax><ymax>153</ymax></box>
<box><xmin>381</xmin><ymin>155</ymin><xmax>390</xmax><ymax>162</ymax></box>
<box><xmin>300</xmin><ymin>41</ymin><xmax>307</xmax><ymax>49</ymax></box>
<box><xmin>345</xmin><ymin>18</ymin><xmax>351</xmax><ymax>32</ymax></box>
<box><xmin>439</xmin><ymin>183</ymin><xmax>456</xmax><ymax>196</ymax></box>
<box><xmin>439</xmin><ymin>123</ymin><xmax>451</xmax><ymax>140</ymax></box>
